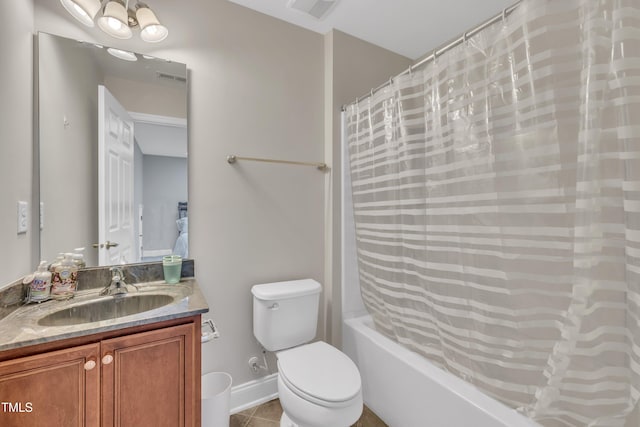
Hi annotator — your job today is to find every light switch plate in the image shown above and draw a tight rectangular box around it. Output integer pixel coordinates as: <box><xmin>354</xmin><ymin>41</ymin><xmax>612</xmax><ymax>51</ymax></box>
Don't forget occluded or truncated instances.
<box><xmin>17</xmin><ymin>201</ymin><xmax>28</xmax><ymax>234</ymax></box>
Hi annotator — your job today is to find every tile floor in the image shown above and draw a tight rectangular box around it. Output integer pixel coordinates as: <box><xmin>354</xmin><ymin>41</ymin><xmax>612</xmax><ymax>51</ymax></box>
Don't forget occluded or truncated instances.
<box><xmin>230</xmin><ymin>398</ymin><xmax>388</xmax><ymax>427</ymax></box>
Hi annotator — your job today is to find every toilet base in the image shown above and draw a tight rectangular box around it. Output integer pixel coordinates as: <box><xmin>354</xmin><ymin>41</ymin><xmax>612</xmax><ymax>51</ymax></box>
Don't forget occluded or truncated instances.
<box><xmin>280</xmin><ymin>412</ymin><xmax>297</xmax><ymax>427</ymax></box>
<box><xmin>277</xmin><ymin>373</ymin><xmax>362</xmax><ymax>427</ymax></box>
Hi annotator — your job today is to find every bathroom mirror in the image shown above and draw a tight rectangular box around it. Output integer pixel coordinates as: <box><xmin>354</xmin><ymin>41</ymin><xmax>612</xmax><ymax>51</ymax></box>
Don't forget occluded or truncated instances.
<box><xmin>37</xmin><ymin>32</ymin><xmax>188</xmax><ymax>268</ymax></box>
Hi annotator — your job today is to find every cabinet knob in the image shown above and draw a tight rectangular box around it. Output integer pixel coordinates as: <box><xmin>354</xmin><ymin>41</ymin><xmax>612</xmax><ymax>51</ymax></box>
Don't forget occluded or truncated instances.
<box><xmin>102</xmin><ymin>354</ymin><xmax>114</xmax><ymax>365</ymax></box>
<box><xmin>84</xmin><ymin>359</ymin><xmax>97</xmax><ymax>370</ymax></box>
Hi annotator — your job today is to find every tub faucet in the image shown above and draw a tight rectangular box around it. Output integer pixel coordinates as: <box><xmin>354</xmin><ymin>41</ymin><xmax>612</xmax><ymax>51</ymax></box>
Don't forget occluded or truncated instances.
<box><xmin>100</xmin><ymin>267</ymin><xmax>137</xmax><ymax>296</ymax></box>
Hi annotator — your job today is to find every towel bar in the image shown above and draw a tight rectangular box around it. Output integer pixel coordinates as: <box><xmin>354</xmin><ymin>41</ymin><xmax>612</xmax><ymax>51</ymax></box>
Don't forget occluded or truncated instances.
<box><xmin>227</xmin><ymin>155</ymin><xmax>327</xmax><ymax>171</ymax></box>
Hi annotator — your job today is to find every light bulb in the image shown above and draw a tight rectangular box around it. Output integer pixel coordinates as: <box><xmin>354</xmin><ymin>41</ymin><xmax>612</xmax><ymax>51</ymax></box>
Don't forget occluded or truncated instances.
<box><xmin>60</xmin><ymin>0</ymin><xmax>101</xmax><ymax>27</ymax></box>
<box><xmin>97</xmin><ymin>1</ymin><xmax>132</xmax><ymax>39</ymax></box>
<box><xmin>72</xmin><ymin>3</ymin><xmax>89</xmax><ymax>19</ymax></box>
<box><xmin>136</xmin><ymin>5</ymin><xmax>168</xmax><ymax>43</ymax></box>
<box><xmin>107</xmin><ymin>17</ymin><xmax>122</xmax><ymax>31</ymax></box>
<box><xmin>107</xmin><ymin>48</ymin><xmax>137</xmax><ymax>62</ymax></box>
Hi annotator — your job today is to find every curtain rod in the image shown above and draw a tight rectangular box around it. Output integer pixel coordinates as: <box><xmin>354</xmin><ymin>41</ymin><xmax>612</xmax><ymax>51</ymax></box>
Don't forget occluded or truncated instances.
<box><xmin>227</xmin><ymin>155</ymin><xmax>328</xmax><ymax>171</ymax></box>
<box><xmin>342</xmin><ymin>0</ymin><xmax>522</xmax><ymax>111</ymax></box>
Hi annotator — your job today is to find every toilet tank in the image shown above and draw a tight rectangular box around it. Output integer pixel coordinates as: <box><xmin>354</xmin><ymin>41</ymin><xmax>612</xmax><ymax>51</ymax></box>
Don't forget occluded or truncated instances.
<box><xmin>252</xmin><ymin>279</ymin><xmax>321</xmax><ymax>352</ymax></box>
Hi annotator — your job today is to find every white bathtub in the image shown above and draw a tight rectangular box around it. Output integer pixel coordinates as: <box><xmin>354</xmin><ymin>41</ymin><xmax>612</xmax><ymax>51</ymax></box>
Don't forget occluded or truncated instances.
<box><xmin>342</xmin><ymin>315</ymin><xmax>540</xmax><ymax>427</ymax></box>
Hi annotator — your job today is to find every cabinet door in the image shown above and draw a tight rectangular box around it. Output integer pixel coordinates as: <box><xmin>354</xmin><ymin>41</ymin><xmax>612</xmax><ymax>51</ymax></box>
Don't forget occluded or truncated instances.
<box><xmin>0</xmin><ymin>343</ymin><xmax>100</xmax><ymax>427</ymax></box>
<box><xmin>101</xmin><ymin>323</ymin><xmax>196</xmax><ymax>427</ymax></box>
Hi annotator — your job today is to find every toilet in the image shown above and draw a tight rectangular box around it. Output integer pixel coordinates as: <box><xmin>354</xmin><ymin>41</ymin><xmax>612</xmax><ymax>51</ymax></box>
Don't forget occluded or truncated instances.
<box><xmin>252</xmin><ymin>279</ymin><xmax>363</xmax><ymax>427</ymax></box>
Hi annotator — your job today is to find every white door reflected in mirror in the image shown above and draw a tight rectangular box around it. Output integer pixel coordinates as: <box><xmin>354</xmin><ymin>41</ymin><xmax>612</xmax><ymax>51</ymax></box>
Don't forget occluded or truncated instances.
<box><xmin>99</xmin><ymin>85</ymin><xmax>135</xmax><ymax>266</ymax></box>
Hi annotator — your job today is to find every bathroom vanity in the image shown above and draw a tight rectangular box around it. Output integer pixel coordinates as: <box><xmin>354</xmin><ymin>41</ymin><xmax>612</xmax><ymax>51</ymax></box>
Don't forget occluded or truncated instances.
<box><xmin>0</xmin><ymin>316</ymin><xmax>200</xmax><ymax>427</ymax></box>
<box><xmin>0</xmin><ymin>263</ymin><xmax>208</xmax><ymax>427</ymax></box>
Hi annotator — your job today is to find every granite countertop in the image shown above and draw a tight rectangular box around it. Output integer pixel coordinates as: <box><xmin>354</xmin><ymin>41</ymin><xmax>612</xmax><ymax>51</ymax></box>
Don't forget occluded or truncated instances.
<box><xmin>0</xmin><ymin>277</ymin><xmax>209</xmax><ymax>352</ymax></box>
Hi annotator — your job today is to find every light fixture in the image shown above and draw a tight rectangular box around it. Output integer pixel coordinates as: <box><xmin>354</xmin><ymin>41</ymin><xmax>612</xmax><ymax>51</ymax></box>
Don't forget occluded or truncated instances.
<box><xmin>107</xmin><ymin>47</ymin><xmax>137</xmax><ymax>61</ymax></box>
<box><xmin>60</xmin><ymin>0</ymin><xmax>101</xmax><ymax>27</ymax></box>
<box><xmin>136</xmin><ymin>3</ymin><xmax>168</xmax><ymax>43</ymax></box>
<box><xmin>59</xmin><ymin>0</ymin><xmax>169</xmax><ymax>43</ymax></box>
<box><xmin>97</xmin><ymin>0</ymin><xmax>132</xmax><ymax>39</ymax></box>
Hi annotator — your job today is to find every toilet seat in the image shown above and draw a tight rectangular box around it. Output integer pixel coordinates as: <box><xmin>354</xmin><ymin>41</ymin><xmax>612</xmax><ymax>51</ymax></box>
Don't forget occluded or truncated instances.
<box><xmin>277</xmin><ymin>341</ymin><xmax>361</xmax><ymax>408</ymax></box>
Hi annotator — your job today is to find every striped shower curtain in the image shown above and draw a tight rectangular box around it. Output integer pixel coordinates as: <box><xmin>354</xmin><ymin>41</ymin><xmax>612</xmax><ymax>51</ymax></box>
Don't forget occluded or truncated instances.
<box><xmin>345</xmin><ymin>0</ymin><xmax>640</xmax><ymax>425</ymax></box>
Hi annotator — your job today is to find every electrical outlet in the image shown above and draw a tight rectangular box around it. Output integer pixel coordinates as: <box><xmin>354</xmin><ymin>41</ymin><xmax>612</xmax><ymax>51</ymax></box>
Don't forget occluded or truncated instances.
<box><xmin>248</xmin><ymin>356</ymin><xmax>260</xmax><ymax>373</ymax></box>
<box><xmin>17</xmin><ymin>201</ymin><xmax>28</xmax><ymax>234</ymax></box>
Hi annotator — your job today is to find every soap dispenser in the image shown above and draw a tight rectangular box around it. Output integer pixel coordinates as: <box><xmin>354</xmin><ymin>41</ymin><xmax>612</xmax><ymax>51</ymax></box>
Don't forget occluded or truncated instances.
<box><xmin>72</xmin><ymin>247</ymin><xmax>86</xmax><ymax>269</ymax></box>
<box><xmin>51</xmin><ymin>253</ymin><xmax>78</xmax><ymax>300</ymax></box>
<box><xmin>30</xmin><ymin>261</ymin><xmax>52</xmax><ymax>302</ymax></box>
<box><xmin>49</xmin><ymin>253</ymin><xmax>64</xmax><ymax>273</ymax></box>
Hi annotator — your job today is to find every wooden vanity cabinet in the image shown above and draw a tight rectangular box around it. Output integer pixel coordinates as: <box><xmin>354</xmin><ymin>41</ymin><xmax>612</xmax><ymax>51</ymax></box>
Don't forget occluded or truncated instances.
<box><xmin>101</xmin><ymin>323</ymin><xmax>196</xmax><ymax>427</ymax></box>
<box><xmin>0</xmin><ymin>343</ymin><xmax>100</xmax><ymax>427</ymax></box>
<box><xmin>0</xmin><ymin>315</ymin><xmax>201</xmax><ymax>427</ymax></box>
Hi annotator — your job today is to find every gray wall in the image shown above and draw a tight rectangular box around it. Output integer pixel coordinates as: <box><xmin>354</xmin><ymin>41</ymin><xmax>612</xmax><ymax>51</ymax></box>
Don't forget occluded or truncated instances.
<box><xmin>38</xmin><ymin>33</ymin><xmax>102</xmax><ymax>266</ymax></box>
<box><xmin>142</xmin><ymin>155</ymin><xmax>187</xmax><ymax>251</ymax></box>
<box><xmin>104</xmin><ymin>76</ymin><xmax>187</xmax><ymax>119</ymax></box>
<box><xmin>324</xmin><ymin>30</ymin><xmax>412</xmax><ymax>346</ymax></box>
<box><xmin>0</xmin><ymin>1</ymin><xmax>33</xmax><ymax>283</ymax></box>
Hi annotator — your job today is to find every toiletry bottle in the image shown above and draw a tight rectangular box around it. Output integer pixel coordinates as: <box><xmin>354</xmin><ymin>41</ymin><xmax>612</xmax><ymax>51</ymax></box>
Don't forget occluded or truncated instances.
<box><xmin>51</xmin><ymin>253</ymin><xmax>78</xmax><ymax>300</ymax></box>
<box><xmin>49</xmin><ymin>253</ymin><xmax>64</xmax><ymax>272</ymax></box>
<box><xmin>49</xmin><ymin>253</ymin><xmax>64</xmax><ymax>291</ymax></box>
<box><xmin>73</xmin><ymin>247</ymin><xmax>86</xmax><ymax>267</ymax></box>
<box><xmin>22</xmin><ymin>274</ymin><xmax>35</xmax><ymax>303</ymax></box>
<box><xmin>72</xmin><ymin>252</ymin><xmax>86</xmax><ymax>269</ymax></box>
<box><xmin>30</xmin><ymin>261</ymin><xmax>52</xmax><ymax>302</ymax></box>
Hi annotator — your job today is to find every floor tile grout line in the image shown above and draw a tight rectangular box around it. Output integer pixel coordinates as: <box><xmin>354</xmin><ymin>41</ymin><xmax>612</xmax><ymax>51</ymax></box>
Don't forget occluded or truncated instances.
<box><xmin>240</xmin><ymin>405</ymin><xmax>258</xmax><ymax>427</ymax></box>
<box><xmin>252</xmin><ymin>415</ymin><xmax>280</xmax><ymax>422</ymax></box>
<box><xmin>238</xmin><ymin>399</ymin><xmax>388</xmax><ymax>427</ymax></box>
<box><xmin>232</xmin><ymin>410</ymin><xmax>255</xmax><ymax>427</ymax></box>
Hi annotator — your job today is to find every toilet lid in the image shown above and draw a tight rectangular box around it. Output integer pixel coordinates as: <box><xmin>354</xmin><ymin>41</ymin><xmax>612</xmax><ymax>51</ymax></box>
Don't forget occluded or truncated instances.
<box><xmin>277</xmin><ymin>341</ymin><xmax>361</xmax><ymax>404</ymax></box>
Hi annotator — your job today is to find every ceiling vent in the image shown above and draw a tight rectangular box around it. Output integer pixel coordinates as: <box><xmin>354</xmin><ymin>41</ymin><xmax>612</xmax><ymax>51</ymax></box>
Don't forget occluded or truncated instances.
<box><xmin>287</xmin><ymin>0</ymin><xmax>339</xmax><ymax>20</ymax></box>
<box><xmin>156</xmin><ymin>72</ymin><xmax>187</xmax><ymax>84</ymax></box>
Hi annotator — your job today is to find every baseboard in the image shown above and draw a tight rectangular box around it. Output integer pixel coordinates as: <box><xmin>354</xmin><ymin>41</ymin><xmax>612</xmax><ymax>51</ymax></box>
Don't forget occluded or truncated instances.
<box><xmin>229</xmin><ymin>373</ymin><xmax>278</xmax><ymax>414</ymax></box>
<box><xmin>142</xmin><ymin>249</ymin><xmax>172</xmax><ymax>257</ymax></box>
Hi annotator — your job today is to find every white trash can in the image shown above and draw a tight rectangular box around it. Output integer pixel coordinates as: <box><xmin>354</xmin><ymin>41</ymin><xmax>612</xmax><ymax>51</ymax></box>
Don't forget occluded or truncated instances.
<box><xmin>202</xmin><ymin>372</ymin><xmax>233</xmax><ymax>427</ymax></box>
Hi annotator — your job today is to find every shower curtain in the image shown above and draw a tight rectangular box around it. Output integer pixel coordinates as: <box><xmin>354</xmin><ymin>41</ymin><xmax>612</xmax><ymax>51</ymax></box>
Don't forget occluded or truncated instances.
<box><xmin>345</xmin><ymin>0</ymin><xmax>640</xmax><ymax>425</ymax></box>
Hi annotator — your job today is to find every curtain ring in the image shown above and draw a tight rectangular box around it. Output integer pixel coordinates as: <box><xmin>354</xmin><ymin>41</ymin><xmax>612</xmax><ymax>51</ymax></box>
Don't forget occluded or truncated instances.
<box><xmin>432</xmin><ymin>48</ymin><xmax>437</xmax><ymax>63</ymax></box>
<box><xmin>463</xmin><ymin>32</ymin><xmax>468</xmax><ymax>44</ymax></box>
<box><xmin>408</xmin><ymin>66</ymin><xmax>413</xmax><ymax>77</ymax></box>
<box><xmin>502</xmin><ymin>8</ymin><xmax>507</xmax><ymax>24</ymax></box>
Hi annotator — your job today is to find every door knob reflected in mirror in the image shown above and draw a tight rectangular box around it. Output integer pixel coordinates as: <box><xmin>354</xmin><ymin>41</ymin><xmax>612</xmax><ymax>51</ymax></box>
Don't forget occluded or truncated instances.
<box><xmin>92</xmin><ymin>241</ymin><xmax>119</xmax><ymax>249</ymax></box>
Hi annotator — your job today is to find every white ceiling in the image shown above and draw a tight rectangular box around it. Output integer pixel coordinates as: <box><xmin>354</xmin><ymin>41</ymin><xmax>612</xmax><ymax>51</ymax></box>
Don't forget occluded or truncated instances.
<box><xmin>227</xmin><ymin>0</ymin><xmax>519</xmax><ymax>59</ymax></box>
<box><xmin>135</xmin><ymin>122</ymin><xmax>188</xmax><ymax>158</ymax></box>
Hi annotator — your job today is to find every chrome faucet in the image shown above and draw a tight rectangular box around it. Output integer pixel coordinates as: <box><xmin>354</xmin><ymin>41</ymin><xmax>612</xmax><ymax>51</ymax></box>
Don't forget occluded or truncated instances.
<box><xmin>100</xmin><ymin>267</ymin><xmax>138</xmax><ymax>296</ymax></box>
